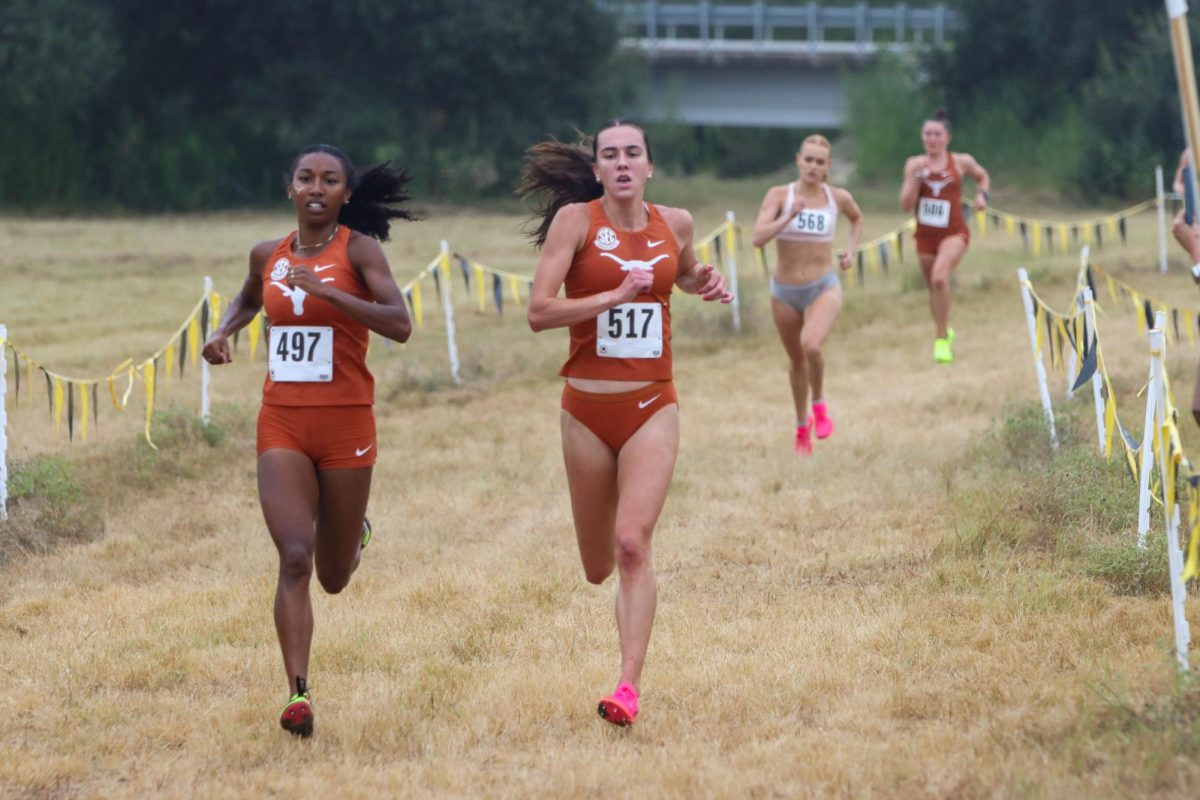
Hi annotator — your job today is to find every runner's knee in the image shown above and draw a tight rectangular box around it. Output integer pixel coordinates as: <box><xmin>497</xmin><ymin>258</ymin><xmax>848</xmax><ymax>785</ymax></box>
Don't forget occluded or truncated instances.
<box><xmin>316</xmin><ymin>567</ymin><xmax>350</xmax><ymax>595</ymax></box>
<box><xmin>615</xmin><ymin>528</ymin><xmax>651</xmax><ymax>572</ymax></box>
<box><xmin>278</xmin><ymin>541</ymin><xmax>314</xmax><ymax>585</ymax></box>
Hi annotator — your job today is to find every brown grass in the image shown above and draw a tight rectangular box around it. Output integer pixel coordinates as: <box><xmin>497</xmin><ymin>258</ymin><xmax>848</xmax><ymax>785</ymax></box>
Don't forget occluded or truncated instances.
<box><xmin>2</xmin><ymin>183</ymin><xmax>1200</xmax><ymax>798</ymax></box>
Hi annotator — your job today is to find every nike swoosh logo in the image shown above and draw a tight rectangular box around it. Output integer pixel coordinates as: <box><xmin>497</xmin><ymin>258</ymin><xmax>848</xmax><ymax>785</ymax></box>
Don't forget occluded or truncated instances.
<box><xmin>314</xmin><ymin>264</ymin><xmax>336</xmax><ymax>272</ymax></box>
<box><xmin>647</xmin><ymin>239</ymin><xmax>665</xmax><ymax>248</ymax></box>
<box><xmin>638</xmin><ymin>394</ymin><xmax>661</xmax><ymax>409</ymax></box>
<box><xmin>355</xmin><ymin>445</ymin><xmax>373</xmax><ymax>457</ymax></box>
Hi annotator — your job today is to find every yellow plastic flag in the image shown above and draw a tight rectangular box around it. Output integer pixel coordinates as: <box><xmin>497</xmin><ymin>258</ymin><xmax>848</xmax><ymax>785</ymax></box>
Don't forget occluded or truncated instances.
<box><xmin>509</xmin><ymin>276</ymin><xmax>522</xmax><ymax>304</ymax></box>
<box><xmin>188</xmin><ymin>313</ymin><xmax>201</xmax><ymax>368</ymax></box>
<box><xmin>1035</xmin><ymin>303</ymin><xmax>1046</xmax><ymax>355</ymax></box>
<box><xmin>53</xmin><ymin>377</ymin><xmax>64</xmax><ymax>432</ymax></box>
<box><xmin>699</xmin><ymin>242</ymin><xmax>712</xmax><ymax>266</ymax></box>
<box><xmin>473</xmin><ymin>265</ymin><xmax>485</xmax><ymax>313</ymax></box>
<box><xmin>440</xmin><ymin>250</ymin><xmax>452</xmax><ymax>283</ymax></box>
<box><xmin>975</xmin><ymin>210</ymin><xmax>987</xmax><ymax>235</ymax></box>
<box><xmin>248</xmin><ymin>313</ymin><xmax>263</xmax><ymax>360</ymax></box>
<box><xmin>210</xmin><ymin>293</ymin><xmax>222</xmax><ymax>333</ymax></box>
<box><xmin>1106</xmin><ymin>217</ymin><xmax>1118</xmax><ymax>238</ymax></box>
<box><xmin>165</xmin><ymin>342</ymin><xmax>176</xmax><ymax>380</ymax></box>
<box><xmin>1104</xmin><ymin>393</ymin><xmax>1116</xmax><ymax>459</ymax></box>
<box><xmin>1005</xmin><ymin>215</ymin><xmax>1016</xmax><ymax>235</ymax></box>
<box><xmin>1083</xmin><ymin>225</ymin><xmax>1094</xmax><ymax>246</ymax></box>
<box><xmin>1182</xmin><ymin>490</ymin><xmax>1200</xmax><ymax>582</ymax></box>
<box><xmin>1057</xmin><ymin>224</ymin><xmax>1070</xmax><ymax>254</ymax></box>
<box><xmin>1031</xmin><ymin>224</ymin><xmax>1042</xmax><ymax>257</ymax></box>
<box><xmin>412</xmin><ymin>281</ymin><xmax>424</xmax><ymax>327</ymax></box>
<box><xmin>143</xmin><ymin>361</ymin><xmax>157</xmax><ymax>450</ymax></box>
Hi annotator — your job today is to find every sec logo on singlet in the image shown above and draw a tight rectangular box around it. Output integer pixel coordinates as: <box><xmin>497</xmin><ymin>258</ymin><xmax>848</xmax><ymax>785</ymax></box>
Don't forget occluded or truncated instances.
<box><xmin>271</xmin><ymin>258</ymin><xmax>290</xmax><ymax>281</ymax></box>
<box><xmin>594</xmin><ymin>227</ymin><xmax>620</xmax><ymax>251</ymax></box>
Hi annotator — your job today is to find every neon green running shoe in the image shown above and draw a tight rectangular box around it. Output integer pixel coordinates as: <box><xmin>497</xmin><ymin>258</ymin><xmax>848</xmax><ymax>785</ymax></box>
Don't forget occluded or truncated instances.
<box><xmin>933</xmin><ymin>328</ymin><xmax>955</xmax><ymax>364</ymax></box>
<box><xmin>361</xmin><ymin>517</ymin><xmax>372</xmax><ymax>550</ymax></box>
<box><xmin>280</xmin><ymin>676</ymin><xmax>313</xmax><ymax>738</ymax></box>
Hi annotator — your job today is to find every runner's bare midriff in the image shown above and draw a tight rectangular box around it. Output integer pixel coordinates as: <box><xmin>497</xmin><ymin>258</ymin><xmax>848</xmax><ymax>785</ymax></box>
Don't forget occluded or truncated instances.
<box><xmin>774</xmin><ymin>238</ymin><xmax>835</xmax><ymax>285</ymax></box>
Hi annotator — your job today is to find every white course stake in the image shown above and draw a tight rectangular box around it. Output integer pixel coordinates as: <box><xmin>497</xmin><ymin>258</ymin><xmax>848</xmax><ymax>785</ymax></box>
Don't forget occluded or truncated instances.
<box><xmin>724</xmin><ymin>212</ymin><xmax>741</xmax><ymax>333</ymax></box>
<box><xmin>1136</xmin><ymin>330</ymin><xmax>1159</xmax><ymax>551</ymax></box>
<box><xmin>440</xmin><ymin>241</ymin><xmax>462</xmax><ymax>386</ymax></box>
<box><xmin>1017</xmin><ymin>268</ymin><xmax>1058</xmax><ymax>449</ymax></box>
<box><xmin>201</xmin><ymin>276</ymin><xmax>213</xmax><ymax>425</ymax></box>
<box><xmin>1150</xmin><ymin>311</ymin><xmax>1190</xmax><ymax>669</ymax></box>
<box><xmin>1081</xmin><ymin>287</ymin><xmax>1105</xmax><ymax>454</ymax></box>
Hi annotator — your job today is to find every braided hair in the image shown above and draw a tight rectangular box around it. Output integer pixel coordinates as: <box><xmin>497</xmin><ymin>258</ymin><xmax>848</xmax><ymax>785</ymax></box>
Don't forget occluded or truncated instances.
<box><xmin>516</xmin><ymin>119</ymin><xmax>652</xmax><ymax>248</ymax></box>
<box><xmin>287</xmin><ymin>144</ymin><xmax>417</xmax><ymax>242</ymax></box>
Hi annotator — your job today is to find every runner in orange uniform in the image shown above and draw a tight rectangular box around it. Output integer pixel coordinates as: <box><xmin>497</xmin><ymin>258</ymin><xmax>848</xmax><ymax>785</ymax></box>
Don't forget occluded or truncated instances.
<box><xmin>202</xmin><ymin>144</ymin><xmax>414</xmax><ymax>738</ymax></box>
<box><xmin>900</xmin><ymin>108</ymin><xmax>990</xmax><ymax>364</ymax></box>
<box><xmin>520</xmin><ymin>120</ymin><xmax>733</xmax><ymax>726</ymax></box>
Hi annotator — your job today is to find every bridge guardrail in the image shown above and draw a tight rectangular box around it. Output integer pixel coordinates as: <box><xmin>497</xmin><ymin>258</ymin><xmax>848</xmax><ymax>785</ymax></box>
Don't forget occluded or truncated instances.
<box><xmin>597</xmin><ymin>1</ymin><xmax>959</xmax><ymax>52</ymax></box>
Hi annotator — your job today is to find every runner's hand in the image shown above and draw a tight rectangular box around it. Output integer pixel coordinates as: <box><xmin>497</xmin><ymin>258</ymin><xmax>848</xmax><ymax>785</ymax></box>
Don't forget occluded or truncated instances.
<box><xmin>612</xmin><ymin>267</ymin><xmax>655</xmax><ymax>304</ymax></box>
<box><xmin>694</xmin><ymin>263</ymin><xmax>734</xmax><ymax>303</ymax></box>
<box><xmin>202</xmin><ymin>333</ymin><xmax>231</xmax><ymax>365</ymax></box>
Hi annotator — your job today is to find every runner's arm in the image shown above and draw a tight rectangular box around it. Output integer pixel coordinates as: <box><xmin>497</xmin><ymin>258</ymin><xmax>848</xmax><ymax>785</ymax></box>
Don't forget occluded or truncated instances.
<box><xmin>752</xmin><ymin>186</ymin><xmax>798</xmax><ymax>248</ymax></box>
<box><xmin>202</xmin><ymin>241</ymin><xmax>272</xmax><ymax>365</ymax></box>
<box><xmin>665</xmin><ymin>206</ymin><xmax>734</xmax><ymax>303</ymax></box>
<box><xmin>527</xmin><ymin>204</ymin><xmax>653</xmax><ymax>331</ymax></box>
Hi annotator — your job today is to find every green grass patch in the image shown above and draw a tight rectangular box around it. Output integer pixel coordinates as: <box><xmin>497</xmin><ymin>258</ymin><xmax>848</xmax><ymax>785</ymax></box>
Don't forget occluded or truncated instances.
<box><xmin>943</xmin><ymin>403</ymin><xmax>1160</xmax><ymax>599</ymax></box>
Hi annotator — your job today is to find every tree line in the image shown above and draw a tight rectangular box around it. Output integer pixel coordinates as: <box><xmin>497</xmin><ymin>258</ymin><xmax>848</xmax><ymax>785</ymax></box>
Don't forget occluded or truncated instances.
<box><xmin>0</xmin><ymin>0</ymin><xmax>625</xmax><ymax>211</ymax></box>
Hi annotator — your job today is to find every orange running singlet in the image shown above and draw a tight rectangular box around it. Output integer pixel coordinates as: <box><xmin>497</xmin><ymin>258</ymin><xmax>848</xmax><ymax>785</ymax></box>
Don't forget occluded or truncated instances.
<box><xmin>914</xmin><ymin>153</ymin><xmax>970</xmax><ymax>255</ymax></box>
<box><xmin>260</xmin><ymin>226</ymin><xmax>375</xmax><ymax>406</ymax></box>
<box><xmin>560</xmin><ymin>200</ymin><xmax>679</xmax><ymax>381</ymax></box>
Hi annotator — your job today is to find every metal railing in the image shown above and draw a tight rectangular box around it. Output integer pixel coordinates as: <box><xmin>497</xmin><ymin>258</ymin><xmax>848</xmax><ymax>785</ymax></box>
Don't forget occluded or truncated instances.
<box><xmin>596</xmin><ymin>1</ymin><xmax>959</xmax><ymax>57</ymax></box>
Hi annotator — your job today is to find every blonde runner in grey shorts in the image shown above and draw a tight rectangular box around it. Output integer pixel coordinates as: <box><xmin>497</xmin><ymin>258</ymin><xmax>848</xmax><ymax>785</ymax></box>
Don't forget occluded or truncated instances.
<box><xmin>770</xmin><ymin>271</ymin><xmax>840</xmax><ymax>313</ymax></box>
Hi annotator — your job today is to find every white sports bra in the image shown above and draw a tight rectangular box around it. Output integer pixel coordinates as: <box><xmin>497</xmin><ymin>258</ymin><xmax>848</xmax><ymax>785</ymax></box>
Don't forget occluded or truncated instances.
<box><xmin>776</xmin><ymin>183</ymin><xmax>838</xmax><ymax>244</ymax></box>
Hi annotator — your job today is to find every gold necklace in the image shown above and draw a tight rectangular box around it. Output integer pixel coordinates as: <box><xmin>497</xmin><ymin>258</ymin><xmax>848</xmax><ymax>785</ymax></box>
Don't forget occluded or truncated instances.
<box><xmin>295</xmin><ymin>224</ymin><xmax>339</xmax><ymax>251</ymax></box>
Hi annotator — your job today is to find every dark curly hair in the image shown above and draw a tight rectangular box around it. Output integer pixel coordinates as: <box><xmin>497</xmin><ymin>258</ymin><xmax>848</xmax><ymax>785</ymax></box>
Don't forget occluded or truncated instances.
<box><xmin>287</xmin><ymin>144</ymin><xmax>417</xmax><ymax>242</ymax></box>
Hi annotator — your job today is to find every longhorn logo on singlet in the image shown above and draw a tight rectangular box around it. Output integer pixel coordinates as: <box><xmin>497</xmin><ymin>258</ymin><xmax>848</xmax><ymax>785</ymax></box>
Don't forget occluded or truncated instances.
<box><xmin>594</xmin><ymin>227</ymin><xmax>620</xmax><ymax>251</ymax></box>
<box><xmin>922</xmin><ymin>176</ymin><xmax>951</xmax><ymax>197</ymax></box>
<box><xmin>600</xmin><ymin>252</ymin><xmax>669</xmax><ymax>272</ymax></box>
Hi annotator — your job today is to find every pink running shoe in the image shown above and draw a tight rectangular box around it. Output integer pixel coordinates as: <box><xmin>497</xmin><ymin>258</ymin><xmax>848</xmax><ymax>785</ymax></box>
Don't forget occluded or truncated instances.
<box><xmin>597</xmin><ymin>682</ymin><xmax>639</xmax><ymax>726</ymax></box>
<box><xmin>812</xmin><ymin>402</ymin><xmax>833</xmax><ymax>440</ymax></box>
<box><xmin>794</xmin><ymin>415</ymin><xmax>814</xmax><ymax>456</ymax></box>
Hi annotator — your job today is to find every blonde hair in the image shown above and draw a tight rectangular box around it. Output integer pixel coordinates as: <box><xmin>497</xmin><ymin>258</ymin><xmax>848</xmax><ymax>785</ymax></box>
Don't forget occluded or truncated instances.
<box><xmin>798</xmin><ymin>134</ymin><xmax>832</xmax><ymax>154</ymax></box>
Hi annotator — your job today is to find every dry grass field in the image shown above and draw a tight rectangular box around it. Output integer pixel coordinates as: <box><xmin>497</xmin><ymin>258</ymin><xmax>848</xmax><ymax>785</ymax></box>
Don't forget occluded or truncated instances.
<box><xmin>3</xmin><ymin>174</ymin><xmax>1200</xmax><ymax>798</ymax></box>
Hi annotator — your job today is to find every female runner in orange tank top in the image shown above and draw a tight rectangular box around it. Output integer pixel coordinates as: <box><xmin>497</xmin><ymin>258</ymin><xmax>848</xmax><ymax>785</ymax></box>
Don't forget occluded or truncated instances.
<box><xmin>519</xmin><ymin>120</ymin><xmax>734</xmax><ymax>726</ymax></box>
<box><xmin>900</xmin><ymin>108</ymin><xmax>990</xmax><ymax>364</ymax></box>
<box><xmin>201</xmin><ymin>144</ymin><xmax>414</xmax><ymax>738</ymax></box>
<box><xmin>753</xmin><ymin>134</ymin><xmax>863</xmax><ymax>455</ymax></box>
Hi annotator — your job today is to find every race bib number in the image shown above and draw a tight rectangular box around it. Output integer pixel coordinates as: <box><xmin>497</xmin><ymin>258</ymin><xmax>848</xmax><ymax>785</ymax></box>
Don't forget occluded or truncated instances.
<box><xmin>791</xmin><ymin>208</ymin><xmax>833</xmax><ymax>235</ymax></box>
<box><xmin>917</xmin><ymin>197</ymin><xmax>950</xmax><ymax>228</ymax></box>
<box><xmin>269</xmin><ymin>326</ymin><xmax>333</xmax><ymax>382</ymax></box>
<box><xmin>597</xmin><ymin>303</ymin><xmax>663</xmax><ymax>359</ymax></box>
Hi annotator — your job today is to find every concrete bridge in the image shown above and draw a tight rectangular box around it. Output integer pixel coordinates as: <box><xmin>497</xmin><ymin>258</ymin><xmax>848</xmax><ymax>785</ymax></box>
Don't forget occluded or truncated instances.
<box><xmin>596</xmin><ymin>1</ymin><xmax>960</xmax><ymax>128</ymax></box>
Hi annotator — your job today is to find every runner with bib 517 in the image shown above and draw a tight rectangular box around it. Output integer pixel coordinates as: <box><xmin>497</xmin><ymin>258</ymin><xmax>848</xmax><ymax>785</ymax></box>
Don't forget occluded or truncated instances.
<box><xmin>519</xmin><ymin>119</ymin><xmax>733</xmax><ymax>727</ymax></box>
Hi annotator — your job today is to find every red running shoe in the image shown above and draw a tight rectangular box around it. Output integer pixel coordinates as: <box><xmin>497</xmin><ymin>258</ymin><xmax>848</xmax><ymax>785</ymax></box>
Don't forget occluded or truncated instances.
<box><xmin>280</xmin><ymin>677</ymin><xmax>313</xmax><ymax>738</ymax></box>
<box><xmin>598</xmin><ymin>682</ymin><xmax>639</xmax><ymax>726</ymax></box>
<box><xmin>812</xmin><ymin>402</ymin><xmax>833</xmax><ymax>440</ymax></box>
<box><xmin>794</xmin><ymin>415</ymin><xmax>814</xmax><ymax>456</ymax></box>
